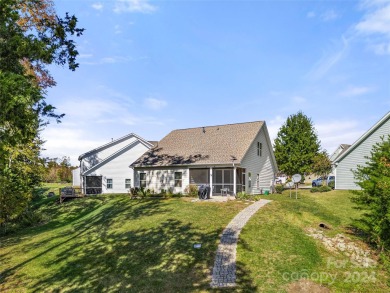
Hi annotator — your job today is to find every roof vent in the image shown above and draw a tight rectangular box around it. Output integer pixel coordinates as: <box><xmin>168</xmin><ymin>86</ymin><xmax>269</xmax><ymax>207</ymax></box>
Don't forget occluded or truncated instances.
<box><xmin>202</xmin><ymin>127</ymin><xmax>206</xmax><ymax>133</ymax></box>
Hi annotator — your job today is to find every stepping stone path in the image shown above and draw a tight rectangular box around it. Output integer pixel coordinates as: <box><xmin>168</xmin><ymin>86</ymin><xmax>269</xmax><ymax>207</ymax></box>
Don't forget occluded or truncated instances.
<box><xmin>210</xmin><ymin>199</ymin><xmax>271</xmax><ymax>288</ymax></box>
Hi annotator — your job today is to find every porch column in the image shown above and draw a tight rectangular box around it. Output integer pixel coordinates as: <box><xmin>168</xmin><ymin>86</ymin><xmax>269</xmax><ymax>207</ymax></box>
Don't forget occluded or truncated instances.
<box><xmin>233</xmin><ymin>166</ymin><xmax>237</xmax><ymax>195</ymax></box>
<box><xmin>210</xmin><ymin>167</ymin><xmax>213</xmax><ymax>197</ymax></box>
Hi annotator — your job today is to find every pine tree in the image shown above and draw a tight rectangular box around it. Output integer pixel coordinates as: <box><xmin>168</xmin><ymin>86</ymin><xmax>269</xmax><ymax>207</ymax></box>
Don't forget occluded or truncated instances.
<box><xmin>274</xmin><ymin>111</ymin><xmax>321</xmax><ymax>176</ymax></box>
<box><xmin>352</xmin><ymin>135</ymin><xmax>390</xmax><ymax>251</ymax></box>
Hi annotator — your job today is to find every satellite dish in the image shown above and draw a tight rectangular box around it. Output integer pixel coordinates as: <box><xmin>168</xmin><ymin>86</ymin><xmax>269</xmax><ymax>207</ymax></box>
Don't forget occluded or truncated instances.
<box><xmin>292</xmin><ymin>174</ymin><xmax>302</xmax><ymax>183</ymax></box>
<box><xmin>286</xmin><ymin>182</ymin><xmax>294</xmax><ymax>188</ymax></box>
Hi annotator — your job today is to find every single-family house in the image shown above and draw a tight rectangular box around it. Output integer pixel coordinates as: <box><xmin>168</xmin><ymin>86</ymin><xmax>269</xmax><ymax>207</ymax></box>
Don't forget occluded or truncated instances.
<box><xmin>334</xmin><ymin>111</ymin><xmax>390</xmax><ymax>190</ymax></box>
<box><xmin>131</xmin><ymin>121</ymin><xmax>278</xmax><ymax>196</ymax></box>
<box><xmin>78</xmin><ymin>133</ymin><xmax>155</xmax><ymax>194</ymax></box>
<box><xmin>329</xmin><ymin>144</ymin><xmax>351</xmax><ymax>174</ymax></box>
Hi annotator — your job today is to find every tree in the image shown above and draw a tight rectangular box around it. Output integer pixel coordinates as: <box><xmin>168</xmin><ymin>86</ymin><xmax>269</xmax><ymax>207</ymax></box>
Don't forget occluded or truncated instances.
<box><xmin>312</xmin><ymin>151</ymin><xmax>332</xmax><ymax>185</ymax></box>
<box><xmin>274</xmin><ymin>111</ymin><xmax>321</xmax><ymax>176</ymax></box>
<box><xmin>0</xmin><ymin>0</ymin><xmax>83</xmax><ymax>231</ymax></box>
<box><xmin>352</xmin><ymin>135</ymin><xmax>390</xmax><ymax>252</ymax></box>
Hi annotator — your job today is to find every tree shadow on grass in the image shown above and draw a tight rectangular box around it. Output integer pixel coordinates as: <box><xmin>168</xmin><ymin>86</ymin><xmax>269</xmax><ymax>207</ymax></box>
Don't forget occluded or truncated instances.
<box><xmin>0</xmin><ymin>198</ymin><xmax>173</xmax><ymax>288</ymax></box>
<box><xmin>29</xmin><ymin>218</ymin><xmax>221</xmax><ymax>292</ymax></box>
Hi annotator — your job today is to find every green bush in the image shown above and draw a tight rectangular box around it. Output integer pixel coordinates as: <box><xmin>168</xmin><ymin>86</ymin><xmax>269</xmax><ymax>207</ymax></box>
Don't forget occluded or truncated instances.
<box><xmin>184</xmin><ymin>184</ymin><xmax>198</xmax><ymax>197</ymax></box>
<box><xmin>236</xmin><ymin>191</ymin><xmax>250</xmax><ymax>200</ymax></box>
<box><xmin>328</xmin><ymin>181</ymin><xmax>335</xmax><ymax>189</ymax></box>
<box><xmin>310</xmin><ymin>186</ymin><xmax>332</xmax><ymax>193</ymax></box>
<box><xmin>275</xmin><ymin>184</ymin><xmax>284</xmax><ymax>194</ymax></box>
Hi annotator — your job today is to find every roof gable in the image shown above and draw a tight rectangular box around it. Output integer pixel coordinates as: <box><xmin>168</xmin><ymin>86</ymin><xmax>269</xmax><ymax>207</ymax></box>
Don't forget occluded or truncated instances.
<box><xmin>78</xmin><ymin>133</ymin><xmax>153</xmax><ymax>161</ymax></box>
<box><xmin>335</xmin><ymin>111</ymin><xmax>390</xmax><ymax>163</ymax></box>
<box><xmin>132</xmin><ymin>121</ymin><xmax>265</xmax><ymax>167</ymax></box>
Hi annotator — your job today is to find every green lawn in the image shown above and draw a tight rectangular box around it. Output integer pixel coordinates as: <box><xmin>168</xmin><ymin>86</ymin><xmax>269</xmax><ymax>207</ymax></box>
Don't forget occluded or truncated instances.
<box><xmin>1</xmin><ymin>189</ymin><xmax>389</xmax><ymax>292</ymax></box>
<box><xmin>0</xmin><ymin>193</ymin><xmax>248</xmax><ymax>292</ymax></box>
<box><xmin>237</xmin><ymin>190</ymin><xmax>390</xmax><ymax>292</ymax></box>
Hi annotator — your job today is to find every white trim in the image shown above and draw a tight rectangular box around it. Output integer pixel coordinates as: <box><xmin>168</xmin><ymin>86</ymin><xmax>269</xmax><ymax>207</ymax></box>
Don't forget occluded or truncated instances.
<box><xmin>78</xmin><ymin>133</ymin><xmax>154</xmax><ymax>161</ymax></box>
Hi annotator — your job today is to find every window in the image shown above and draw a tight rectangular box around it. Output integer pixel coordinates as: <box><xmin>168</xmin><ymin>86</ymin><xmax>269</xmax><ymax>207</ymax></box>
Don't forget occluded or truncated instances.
<box><xmin>256</xmin><ymin>174</ymin><xmax>260</xmax><ymax>188</ymax></box>
<box><xmin>125</xmin><ymin>179</ymin><xmax>131</xmax><ymax>189</ymax></box>
<box><xmin>107</xmin><ymin>178</ymin><xmax>113</xmax><ymax>189</ymax></box>
<box><xmin>174</xmin><ymin>172</ymin><xmax>182</xmax><ymax>187</ymax></box>
<box><xmin>140</xmin><ymin>173</ymin><xmax>146</xmax><ymax>188</ymax></box>
<box><xmin>248</xmin><ymin>172</ymin><xmax>252</xmax><ymax>188</ymax></box>
<box><xmin>257</xmin><ymin>142</ymin><xmax>262</xmax><ymax>156</ymax></box>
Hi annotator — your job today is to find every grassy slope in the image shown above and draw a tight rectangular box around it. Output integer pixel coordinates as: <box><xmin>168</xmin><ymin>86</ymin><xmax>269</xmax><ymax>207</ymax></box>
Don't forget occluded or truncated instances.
<box><xmin>0</xmin><ymin>194</ymin><xmax>248</xmax><ymax>292</ymax></box>
<box><xmin>237</xmin><ymin>190</ymin><xmax>390</xmax><ymax>292</ymax></box>
<box><xmin>1</xmin><ymin>189</ymin><xmax>389</xmax><ymax>292</ymax></box>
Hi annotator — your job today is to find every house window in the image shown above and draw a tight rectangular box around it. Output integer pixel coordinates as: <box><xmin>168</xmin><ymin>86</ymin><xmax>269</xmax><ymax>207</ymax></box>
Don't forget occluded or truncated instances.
<box><xmin>174</xmin><ymin>172</ymin><xmax>182</xmax><ymax>187</ymax></box>
<box><xmin>257</xmin><ymin>142</ymin><xmax>262</xmax><ymax>156</ymax></box>
<box><xmin>256</xmin><ymin>174</ymin><xmax>260</xmax><ymax>188</ymax></box>
<box><xmin>140</xmin><ymin>173</ymin><xmax>146</xmax><ymax>188</ymax></box>
<box><xmin>248</xmin><ymin>172</ymin><xmax>252</xmax><ymax>188</ymax></box>
<box><xmin>107</xmin><ymin>178</ymin><xmax>113</xmax><ymax>189</ymax></box>
<box><xmin>125</xmin><ymin>179</ymin><xmax>131</xmax><ymax>189</ymax></box>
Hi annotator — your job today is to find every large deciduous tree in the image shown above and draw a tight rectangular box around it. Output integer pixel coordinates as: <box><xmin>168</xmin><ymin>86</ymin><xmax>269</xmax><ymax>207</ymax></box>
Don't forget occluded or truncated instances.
<box><xmin>352</xmin><ymin>135</ymin><xmax>390</xmax><ymax>252</ymax></box>
<box><xmin>0</xmin><ymin>0</ymin><xmax>83</xmax><ymax>231</ymax></box>
<box><xmin>274</xmin><ymin>111</ymin><xmax>321</xmax><ymax>176</ymax></box>
<box><xmin>312</xmin><ymin>151</ymin><xmax>332</xmax><ymax>185</ymax></box>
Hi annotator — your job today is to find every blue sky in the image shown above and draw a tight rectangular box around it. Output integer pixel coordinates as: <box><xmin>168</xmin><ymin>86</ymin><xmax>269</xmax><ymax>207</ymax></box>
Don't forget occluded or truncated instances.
<box><xmin>42</xmin><ymin>0</ymin><xmax>390</xmax><ymax>165</ymax></box>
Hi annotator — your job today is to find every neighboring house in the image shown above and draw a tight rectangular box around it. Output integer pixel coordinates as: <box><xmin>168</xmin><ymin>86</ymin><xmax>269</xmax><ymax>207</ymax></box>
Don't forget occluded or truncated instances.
<box><xmin>72</xmin><ymin>167</ymin><xmax>80</xmax><ymax>186</ymax></box>
<box><xmin>334</xmin><ymin>111</ymin><xmax>390</xmax><ymax>190</ymax></box>
<box><xmin>329</xmin><ymin>144</ymin><xmax>351</xmax><ymax>174</ymax></box>
<box><xmin>131</xmin><ymin>121</ymin><xmax>278</xmax><ymax>196</ymax></box>
<box><xmin>330</xmin><ymin>144</ymin><xmax>351</xmax><ymax>163</ymax></box>
<box><xmin>78</xmin><ymin>133</ymin><xmax>155</xmax><ymax>194</ymax></box>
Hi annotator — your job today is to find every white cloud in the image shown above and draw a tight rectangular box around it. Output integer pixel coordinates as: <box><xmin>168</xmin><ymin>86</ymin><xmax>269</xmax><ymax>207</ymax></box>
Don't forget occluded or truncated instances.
<box><xmin>114</xmin><ymin>25</ymin><xmax>122</xmax><ymax>34</ymax></box>
<box><xmin>80</xmin><ymin>56</ymin><xmax>135</xmax><ymax>65</ymax></box>
<box><xmin>355</xmin><ymin>0</ymin><xmax>390</xmax><ymax>54</ymax></box>
<box><xmin>144</xmin><ymin>98</ymin><xmax>167</xmax><ymax>110</ymax></box>
<box><xmin>267</xmin><ymin>115</ymin><xmax>286</xmax><ymax>144</ymax></box>
<box><xmin>291</xmin><ymin>96</ymin><xmax>306</xmax><ymax>104</ymax></box>
<box><xmin>41</xmin><ymin>88</ymin><xmax>167</xmax><ymax>164</ymax></box>
<box><xmin>78</xmin><ymin>53</ymin><xmax>93</xmax><ymax>59</ymax></box>
<box><xmin>307</xmin><ymin>36</ymin><xmax>350</xmax><ymax>80</ymax></box>
<box><xmin>114</xmin><ymin>0</ymin><xmax>157</xmax><ymax>14</ymax></box>
<box><xmin>339</xmin><ymin>85</ymin><xmax>374</xmax><ymax>97</ymax></box>
<box><xmin>92</xmin><ymin>2</ymin><xmax>104</xmax><ymax>11</ymax></box>
<box><xmin>321</xmin><ymin>10</ymin><xmax>339</xmax><ymax>21</ymax></box>
<box><xmin>315</xmin><ymin>120</ymin><xmax>365</xmax><ymax>153</ymax></box>
<box><xmin>307</xmin><ymin>11</ymin><xmax>316</xmax><ymax>18</ymax></box>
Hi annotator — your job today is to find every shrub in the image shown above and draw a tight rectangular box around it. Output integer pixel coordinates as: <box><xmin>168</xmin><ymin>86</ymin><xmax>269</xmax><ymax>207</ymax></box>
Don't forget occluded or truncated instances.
<box><xmin>275</xmin><ymin>184</ymin><xmax>284</xmax><ymax>194</ymax></box>
<box><xmin>184</xmin><ymin>184</ymin><xmax>198</xmax><ymax>197</ymax></box>
<box><xmin>328</xmin><ymin>181</ymin><xmax>335</xmax><ymax>189</ymax></box>
<box><xmin>352</xmin><ymin>135</ymin><xmax>390</xmax><ymax>251</ymax></box>
<box><xmin>310</xmin><ymin>186</ymin><xmax>331</xmax><ymax>193</ymax></box>
<box><xmin>236</xmin><ymin>191</ymin><xmax>250</xmax><ymax>200</ymax></box>
<box><xmin>319</xmin><ymin>185</ymin><xmax>332</xmax><ymax>192</ymax></box>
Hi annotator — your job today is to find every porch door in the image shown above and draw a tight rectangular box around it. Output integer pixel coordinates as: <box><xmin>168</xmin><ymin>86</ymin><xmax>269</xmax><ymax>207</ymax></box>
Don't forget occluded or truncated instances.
<box><xmin>213</xmin><ymin>169</ymin><xmax>234</xmax><ymax>195</ymax></box>
<box><xmin>85</xmin><ymin>176</ymin><xmax>102</xmax><ymax>194</ymax></box>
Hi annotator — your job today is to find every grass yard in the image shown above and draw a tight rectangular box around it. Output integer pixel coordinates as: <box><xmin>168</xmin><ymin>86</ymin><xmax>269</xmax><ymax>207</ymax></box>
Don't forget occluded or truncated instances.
<box><xmin>0</xmin><ymin>192</ymin><xmax>248</xmax><ymax>292</ymax></box>
<box><xmin>1</xmin><ymin>188</ymin><xmax>389</xmax><ymax>292</ymax></box>
<box><xmin>237</xmin><ymin>189</ymin><xmax>390</xmax><ymax>292</ymax></box>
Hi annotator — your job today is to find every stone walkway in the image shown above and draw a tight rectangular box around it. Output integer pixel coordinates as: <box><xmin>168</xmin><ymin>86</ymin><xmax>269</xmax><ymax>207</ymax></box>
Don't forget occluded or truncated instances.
<box><xmin>210</xmin><ymin>199</ymin><xmax>272</xmax><ymax>288</ymax></box>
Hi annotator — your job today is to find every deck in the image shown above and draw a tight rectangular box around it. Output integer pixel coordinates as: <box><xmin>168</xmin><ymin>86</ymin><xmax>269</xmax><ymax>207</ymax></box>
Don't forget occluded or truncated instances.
<box><xmin>59</xmin><ymin>187</ymin><xmax>84</xmax><ymax>203</ymax></box>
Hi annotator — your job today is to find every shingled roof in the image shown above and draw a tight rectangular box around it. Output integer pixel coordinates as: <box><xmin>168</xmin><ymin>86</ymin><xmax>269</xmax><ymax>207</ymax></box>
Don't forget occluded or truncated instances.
<box><xmin>131</xmin><ymin>121</ymin><xmax>265</xmax><ymax>167</ymax></box>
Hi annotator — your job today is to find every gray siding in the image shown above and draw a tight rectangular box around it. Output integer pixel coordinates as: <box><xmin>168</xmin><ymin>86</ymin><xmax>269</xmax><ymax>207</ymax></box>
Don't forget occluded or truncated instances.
<box><xmin>241</xmin><ymin>126</ymin><xmax>277</xmax><ymax>194</ymax></box>
<box><xmin>336</xmin><ymin>117</ymin><xmax>390</xmax><ymax>190</ymax></box>
<box><xmin>80</xmin><ymin>137</ymin><xmax>151</xmax><ymax>194</ymax></box>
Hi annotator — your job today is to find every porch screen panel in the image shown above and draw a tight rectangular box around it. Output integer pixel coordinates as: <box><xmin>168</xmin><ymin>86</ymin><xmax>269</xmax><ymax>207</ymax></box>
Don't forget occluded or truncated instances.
<box><xmin>190</xmin><ymin>169</ymin><xmax>209</xmax><ymax>185</ymax></box>
<box><xmin>85</xmin><ymin>176</ymin><xmax>102</xmax><ymax>194</ymax></box>
<box><xmin>213</xmin><ymin>170</ymin><xmax>223</xmax><ymax>194</ymax></box>
<box><xmin>223</xmin><ymin>169</ymin><xmax>234</xmax><ymax>192</ymax></box>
